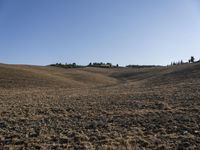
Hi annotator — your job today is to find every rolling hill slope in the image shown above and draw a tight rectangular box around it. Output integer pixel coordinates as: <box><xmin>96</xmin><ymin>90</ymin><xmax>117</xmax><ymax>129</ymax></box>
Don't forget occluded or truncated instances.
<box><xmin>0</xmin><ymin>63</ymin><xmax>200</xmax><ymax>149</ymax></box>
<box><xmin>1</xmin><ymin>62</ymin><xmax>200</xmax><ymax>89</ymax></box>
<box><xmin>0</xmin><ymin>64</ymin><xmax>118</xmax><ymax>89</ymax></box>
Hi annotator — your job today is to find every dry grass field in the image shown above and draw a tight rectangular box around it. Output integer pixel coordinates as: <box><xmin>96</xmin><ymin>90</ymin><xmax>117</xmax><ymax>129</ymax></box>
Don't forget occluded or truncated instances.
<box><xmin>0</xmin><ymin>63</ymin><xmax>200</xmax><ymax>149</ymax></box>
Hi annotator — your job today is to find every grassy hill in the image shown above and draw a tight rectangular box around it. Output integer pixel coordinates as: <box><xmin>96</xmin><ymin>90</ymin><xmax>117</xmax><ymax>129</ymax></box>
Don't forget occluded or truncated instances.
<box><xmin>0</xmin><ymin>64</ymin><xmax>118</xmax><ymax>89</ymax></box>
<box><xmin>1</xmin><ymin>62</ymin><xmax>200</xmax><ymax>88</ymax></box>
<box><xmin>0</xmin><ymin>63</ymin><xmax>200</xmax><ymax>149</ymax></box>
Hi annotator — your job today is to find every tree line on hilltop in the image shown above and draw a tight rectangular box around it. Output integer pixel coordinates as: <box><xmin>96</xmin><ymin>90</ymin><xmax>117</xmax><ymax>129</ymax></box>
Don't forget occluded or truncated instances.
<box><xmin>170</xmin><ymin>56</ymin><xmax>199</xmax><ymax>66</ymax></box>
<box><xmin>50</xmin><ymin>62</ymin><xmax>119</xmax><ymax>68</ymax></box>
<box><xmin>50</xmin><ymin>56</ymin><xmax>199</xmax><ymax>69</ymax></box>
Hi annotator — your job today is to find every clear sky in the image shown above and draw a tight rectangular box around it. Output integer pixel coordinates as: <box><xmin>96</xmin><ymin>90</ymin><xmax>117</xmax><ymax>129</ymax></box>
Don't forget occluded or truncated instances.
<box><xmin>0</xmin><ymin>0</ymin><xmax>200</xmax><ymax>66</ymax></box>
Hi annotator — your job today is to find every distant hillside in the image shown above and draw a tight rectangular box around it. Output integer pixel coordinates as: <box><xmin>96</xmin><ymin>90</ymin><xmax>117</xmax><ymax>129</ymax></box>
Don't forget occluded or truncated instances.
<box><xmin>0</xmin><ymin>62</ymin><xmax>200</xmax><ymax>89</ymax></box>
<box><xmin>0</xmin><ymin>64</ymin><xmax>117</xmax><ymax>89</ymax></box>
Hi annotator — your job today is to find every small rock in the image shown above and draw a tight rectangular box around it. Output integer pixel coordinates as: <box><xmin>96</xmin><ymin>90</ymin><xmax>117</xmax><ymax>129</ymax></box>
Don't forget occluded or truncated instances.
<box><xmin>194</xmin><ymin>130</ymin><xmax>199</xmax><ymax>134</ymax></box>
<box><xmin>28</xmin><ymin>128</ymin><xmax>40</xmax><ymax>138</ymax></box>
<box><xmin>29</xmin><ymin>132</ymin><xmax>39</xmax><ymax>138</ymax></box>
<box><xmin>86</xmin><ymin>121</ymin><xmax>97</xmax><ymax>129</ymax></box>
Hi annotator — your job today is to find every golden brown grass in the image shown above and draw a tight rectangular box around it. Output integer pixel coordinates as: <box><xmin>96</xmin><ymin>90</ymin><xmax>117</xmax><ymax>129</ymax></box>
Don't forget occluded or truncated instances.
<box><xmin>0</xmin><ymin>63</ymin><xmax>200</xmax><ymax>149</ymax></box>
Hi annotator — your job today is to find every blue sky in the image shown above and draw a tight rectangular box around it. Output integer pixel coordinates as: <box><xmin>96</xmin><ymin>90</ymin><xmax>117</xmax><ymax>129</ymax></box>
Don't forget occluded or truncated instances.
<box><xmin>0</xmin><ymin>0</ymin><xmax>200</xmax><ymax>66</ymax></box>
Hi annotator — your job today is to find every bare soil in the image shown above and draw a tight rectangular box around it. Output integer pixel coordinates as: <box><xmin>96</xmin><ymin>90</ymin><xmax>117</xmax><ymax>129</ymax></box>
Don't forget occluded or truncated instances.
<box><xmin>0</xmin><ymin>63</ymin><xmax>200</xmax><ymax>149</ymax></box>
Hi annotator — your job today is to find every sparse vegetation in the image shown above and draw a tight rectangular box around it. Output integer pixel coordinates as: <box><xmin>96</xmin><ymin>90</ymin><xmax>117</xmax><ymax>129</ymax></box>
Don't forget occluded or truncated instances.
<box><xmin>0</xmin><ymin>62</ymin><xmax>200</xmax><ymax>149</ymax></box>
<box><xmin>126</xmin><ymin>64</ymin><xmax>158</xmax><ymax>68</ymax></box>
<box><xmin>50</xmin><ymin>56</ymin><xmax>200</xmax><ymax>69</ymax></box>
<box><xmin>50</xmin><ymin>63</ymin><xmax>83</xmax><ymax>68</ymax></box>
<box><xmin>189</xmin><ymin>56</ymin><xmax>195</xmax><ymax>63</ymax></box>
<box><xmin>50</xmin><ymin>62</ymin><xmax>120</xmax><ymax>68</ymax></box>
<box><xmin>88</xmin><ymin>62</ymin><xmax>114</xmax><ymax>68</ymax></box>
<box><xmin>170</xmin><ymin>60</ymin><xmax>184</xmax><ymax>66</ymax></box>
<box><xmin>170</xmin><ymin>56</ymin><xmax>200</xmax><ymax>66</ymax></box>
